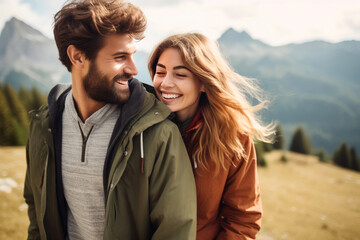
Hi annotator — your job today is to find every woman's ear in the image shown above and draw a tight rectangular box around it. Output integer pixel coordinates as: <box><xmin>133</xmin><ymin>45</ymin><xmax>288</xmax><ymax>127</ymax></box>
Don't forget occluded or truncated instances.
<box><xmin>200</xmin><ymin>84</ymin><xmax>205</xmax><ymax>92</ymax></box>
<box><xmin>67</xmin><ymin>45</ymin><xmax>86</xmax><ymax>69</ymax></box>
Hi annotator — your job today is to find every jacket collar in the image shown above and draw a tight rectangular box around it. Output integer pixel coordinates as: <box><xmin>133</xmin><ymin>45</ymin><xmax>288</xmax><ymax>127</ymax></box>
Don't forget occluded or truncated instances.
<box><xmin>182</xmin><ymin>108</ymin><xmax>203</xmax><ymax>136</ymax></box>
<box><xmin>47</xmin><ymin>78</ymin><xmax>146</xmax><ymax>126</ymax></box>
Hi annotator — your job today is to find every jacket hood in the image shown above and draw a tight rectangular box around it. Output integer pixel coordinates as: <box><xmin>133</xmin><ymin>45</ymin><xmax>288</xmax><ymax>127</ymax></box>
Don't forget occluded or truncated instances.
<box><xmin>142</xmin><ymin>83</ymin><xmax>156</xmax><ymax>95</ymax></box>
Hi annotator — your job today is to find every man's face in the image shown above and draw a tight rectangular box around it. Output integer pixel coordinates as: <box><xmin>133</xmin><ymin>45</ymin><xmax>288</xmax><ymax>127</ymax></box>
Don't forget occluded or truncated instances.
<box><xmin>83</xmin><ymin>34</ymin><xmax>138</xmax><ymax>104</ymax></box>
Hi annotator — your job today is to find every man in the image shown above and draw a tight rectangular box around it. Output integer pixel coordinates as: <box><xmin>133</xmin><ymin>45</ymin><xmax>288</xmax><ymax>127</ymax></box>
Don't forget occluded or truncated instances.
<box><xmin>23</xmin><ymin>0</ymin><xmax>196</xmax><ymax>239</ymax></box>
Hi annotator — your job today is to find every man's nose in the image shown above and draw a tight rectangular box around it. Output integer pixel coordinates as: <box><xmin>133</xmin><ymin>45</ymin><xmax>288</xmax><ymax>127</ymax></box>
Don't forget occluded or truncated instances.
<box><xmin>124</xmin><ymin>58</ymin><xmax>138</xmax><ymax>76</ymax></box>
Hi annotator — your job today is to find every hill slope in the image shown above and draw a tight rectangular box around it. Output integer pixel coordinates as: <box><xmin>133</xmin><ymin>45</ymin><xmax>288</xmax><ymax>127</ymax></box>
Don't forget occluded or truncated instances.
<box><xmin>257</xmin><ymin>150</ymin><xmax>360</xmax><ymax>240</ymax></box>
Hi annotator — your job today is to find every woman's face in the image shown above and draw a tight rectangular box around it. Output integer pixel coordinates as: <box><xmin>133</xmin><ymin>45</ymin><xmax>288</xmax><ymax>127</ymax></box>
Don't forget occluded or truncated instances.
<box><xmin>153</xmin><ymin>48</ymin><xmax>204</xmax><ymax>122</ymax></box>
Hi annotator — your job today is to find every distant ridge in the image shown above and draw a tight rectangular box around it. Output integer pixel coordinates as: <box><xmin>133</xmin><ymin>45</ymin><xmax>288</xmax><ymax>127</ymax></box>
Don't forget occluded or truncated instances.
<box><xmin>218</xmin><ymin>28</ymin><xmax>360</xmax><ymax>153</ymax></box>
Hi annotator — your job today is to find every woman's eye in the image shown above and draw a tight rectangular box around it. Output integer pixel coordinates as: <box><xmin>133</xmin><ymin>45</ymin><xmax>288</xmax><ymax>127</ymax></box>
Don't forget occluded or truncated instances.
<box><xmin>156</xmin><ymin>72</ymin><xmax>165</xmax><ymax>75</ymax></box>
<box><xmin>176</xmin><ymin>74</ymin><xmax>187</xmax><ymax>77</ymax></box>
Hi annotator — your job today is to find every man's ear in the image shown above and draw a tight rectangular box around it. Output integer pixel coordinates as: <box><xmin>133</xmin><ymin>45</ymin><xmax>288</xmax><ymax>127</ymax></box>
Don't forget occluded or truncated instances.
<box><xmin>67</xmin><ymin>45</ymin><xmax>86</xmax><ymax>68</ymax></box>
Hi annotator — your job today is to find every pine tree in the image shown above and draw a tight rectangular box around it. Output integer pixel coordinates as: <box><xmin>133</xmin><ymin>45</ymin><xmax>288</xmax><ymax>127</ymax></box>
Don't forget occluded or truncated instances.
<box><xmin>349</xmin><ymin>147</ymin><xmax>359</xmax><ymax>171</ymax></box>
<box><xmin>4</xmin><ymin>84</ymin><xmax>29</xmax><ymax>129</ymax></box>
<box><xmin>10</xmin><ymin>118</ymin><xmax>28</xmax><ymax>145</ymax></box>
<box><xmin>3</xmin><ymin>84</ymin><xmax>29</xmax><ymax>145</ymax></box>
<box><xmin>263</xmin><ymin>142</ymin><xmax>274</xmax><ymax>152</ymax></box>
<box><xmin>273</xmin><ymin>123</ymin><xmax>284</xmax><ymax>150</ymax></box>
<box><xmin>333</xmin><ymin>142</ymin><xmax>351</xmax><ymax>169</ymax></box>
<box><xmin>31</xmin><ymin>88</ymin><xmax>47</xmax><ymax>110</ymax></box>
<box><xmin>0</xmin><ymin>86</ymin><xmax>15</xmax><ymax>145</ymax></box>
<box><xmin>289</xmin><ymin>127</ymin><xmax>312</xmax><ymax>155</ymax></box>
<box><xmin>255</xmin><ymin>142</ymin><xmax>267</xmax><ymax>167</ymax></box>
<box><xmin>19</xmin><ymin>87</ymin><xmax>34</xmax><ymax>112</ymax></box>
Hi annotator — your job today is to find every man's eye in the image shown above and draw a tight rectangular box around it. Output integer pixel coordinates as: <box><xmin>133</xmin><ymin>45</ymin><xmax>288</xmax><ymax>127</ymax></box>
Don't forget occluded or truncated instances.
<box><xmin>115</xmin><ymin>56</ymin><xmax>126</xmax><ymax>60</ymax></box>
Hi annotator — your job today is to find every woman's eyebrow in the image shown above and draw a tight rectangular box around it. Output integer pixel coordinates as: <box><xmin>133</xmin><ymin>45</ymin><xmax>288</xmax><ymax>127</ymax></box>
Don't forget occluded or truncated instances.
<box><xmin>173</xmin><ymin>65</ymin><xmax>190</xmax><ymax>71</ymax></box>
<box><xmin>156</xmin><ymin>63</ymin><xmax>166</xmax><ymax>69</ymax></box>
<box><xmin>157</xmin><ymin>63</ymin><xmax>190</xmax><ymax>71</ymax></box>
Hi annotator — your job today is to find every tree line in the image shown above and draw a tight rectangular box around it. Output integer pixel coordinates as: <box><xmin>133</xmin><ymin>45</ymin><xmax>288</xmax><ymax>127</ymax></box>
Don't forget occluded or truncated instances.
<box><xmin>1</xmin><ymin>82</ymin><xmax>359</xmax><ymax>172</ymax></box>
<box><xmin>256</xmin><ymin>124</ymin><xmax>360</xmax><ymax>172</ymax></box>
<box><xmin>0</xmin><ymin>84</ymin><xmax>47</xmax><ymax>145</ymax></box>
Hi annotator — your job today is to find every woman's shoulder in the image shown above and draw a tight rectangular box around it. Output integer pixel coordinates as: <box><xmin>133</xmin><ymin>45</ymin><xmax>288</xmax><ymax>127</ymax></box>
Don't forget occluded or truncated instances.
<box><xmin>238</xmin><ymin>132</ymin><xmax>254</xmax><ymax>147</ymax></box>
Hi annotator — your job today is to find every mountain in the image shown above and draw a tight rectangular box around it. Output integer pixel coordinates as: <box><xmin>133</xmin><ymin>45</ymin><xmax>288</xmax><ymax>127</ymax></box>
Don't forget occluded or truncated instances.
<box><xmin>1</xmin><ymin>18</ymin><xmax>358</xmax><ymax>153</ymax></box>
<box><xmin>218</xmin><ymin>28</ymin><xmax>360</xmax><ymax>153</ymax></box>
<box><xmin>0</xmin><ymin>17</ymin><xmax>69</xmax><ymax>92</ymax></box>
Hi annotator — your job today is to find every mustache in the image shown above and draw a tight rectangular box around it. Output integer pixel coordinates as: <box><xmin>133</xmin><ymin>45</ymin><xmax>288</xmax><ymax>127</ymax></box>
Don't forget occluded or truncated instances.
<box><xmin>113</xmin><ymin>73</ymin><xmax>133</xmax><ymax>82</ymax></box>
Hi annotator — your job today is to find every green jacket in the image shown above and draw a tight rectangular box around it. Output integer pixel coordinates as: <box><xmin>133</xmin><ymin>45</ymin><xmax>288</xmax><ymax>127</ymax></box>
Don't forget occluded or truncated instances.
<box><xmin>24</xmin><ymin>79</ymin><xmax>196</xmax><ymax>240</ymax></box>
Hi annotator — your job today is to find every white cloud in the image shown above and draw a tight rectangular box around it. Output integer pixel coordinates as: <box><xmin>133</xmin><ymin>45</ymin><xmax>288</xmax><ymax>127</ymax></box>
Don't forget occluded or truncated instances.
<box><xmin>1</xmin><ymin>0</ymin><xmax>359</xmax><ymax>51</ymax></box>
<box><xmin>231</xmin><ymin>1</ymin><xmax>360</xmax><ymax>45</ymax></box>
<box><xmin>132</xmin><ymin>0</ymin><xmax>360</xmax><ymax>50</ymax></box>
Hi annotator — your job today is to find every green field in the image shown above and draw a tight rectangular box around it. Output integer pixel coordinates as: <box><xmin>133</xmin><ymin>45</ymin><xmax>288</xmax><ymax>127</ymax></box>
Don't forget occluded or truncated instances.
<box><xmin>1</xmin><ymin>147</ymin><xmax>359</xmax><ymax>240</ymax></box>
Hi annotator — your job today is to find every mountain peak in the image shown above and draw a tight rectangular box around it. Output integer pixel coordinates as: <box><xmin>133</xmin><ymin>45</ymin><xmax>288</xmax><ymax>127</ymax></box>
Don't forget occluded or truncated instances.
<box><xmin>0</xmin><ymin>17</ymin><xmax>48</xmax><ymax>44</ymax></box>
<box><xmin>0</xmin><ymin>17</ymin><xmax>50</xmax><ymax>57</ymax></box>
<box><xmin>220</xmin><ymin>28</ymin><xmax>253</xmax><ymax>42</ymax></box>
<box><xmin>0</xmin><ymin>17</ymin><xmax>62</xmax><ymax>85</ymax></box>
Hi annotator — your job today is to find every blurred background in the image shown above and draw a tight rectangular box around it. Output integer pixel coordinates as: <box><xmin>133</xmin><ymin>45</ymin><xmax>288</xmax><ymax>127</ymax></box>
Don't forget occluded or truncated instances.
<box><xmin>0</xmin><ymin>0</ymin><xmax>359</xmax><ymax>239</ymax></box>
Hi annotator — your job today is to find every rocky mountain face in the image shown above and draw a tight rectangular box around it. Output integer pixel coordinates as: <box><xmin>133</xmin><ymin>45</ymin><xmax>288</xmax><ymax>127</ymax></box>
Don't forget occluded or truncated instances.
<box><xmin>0</xmin><ymin>17</ymin><xmax>69</xmax><ymax>92</ymax></box>
<box><xmin>218</xmin><ymin>28</ymin><xmax>360</xmax><ymax>153</ymax></box>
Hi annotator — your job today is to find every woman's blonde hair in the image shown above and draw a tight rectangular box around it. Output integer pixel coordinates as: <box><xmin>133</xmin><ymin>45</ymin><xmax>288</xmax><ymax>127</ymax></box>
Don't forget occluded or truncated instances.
<box><xmin>149</xmin><ymin>33</ymin><xmax>274</xmax><ymax>173</ymax></box>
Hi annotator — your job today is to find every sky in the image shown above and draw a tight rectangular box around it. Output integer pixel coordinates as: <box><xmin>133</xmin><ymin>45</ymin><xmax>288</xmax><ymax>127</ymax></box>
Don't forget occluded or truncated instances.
<box><xmin>0</xmin><ymin>0</ymin><xmax>359</xmax><ymax>51</ymax></box>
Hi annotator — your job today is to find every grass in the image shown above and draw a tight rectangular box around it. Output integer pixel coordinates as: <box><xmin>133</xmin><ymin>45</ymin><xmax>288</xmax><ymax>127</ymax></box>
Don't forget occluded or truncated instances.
<box><xmin>0</xmin><ymin>147</ymin><xmax>28</xmax><ymax>240</ymax></box>
<box><xmin>0</xmin><ymin>147</ymin><xmax>359</xmax><ymax>240</ymax></box>
<box><xmin>257</xmin><ymin>151</ymin><xmax>360</xmax><ymax>240</ymax></box>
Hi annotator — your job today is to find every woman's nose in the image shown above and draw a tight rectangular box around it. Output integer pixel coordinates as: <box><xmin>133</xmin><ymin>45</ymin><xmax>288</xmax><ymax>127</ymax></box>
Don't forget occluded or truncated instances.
<box><xmin>160</xmin><ymin>74</ymin><xmax>175</xmax><ymax>87</ymax></box>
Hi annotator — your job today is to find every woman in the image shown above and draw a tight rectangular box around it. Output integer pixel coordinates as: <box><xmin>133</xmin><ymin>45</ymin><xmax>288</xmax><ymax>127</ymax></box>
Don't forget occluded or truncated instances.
<box><xmin>148</xmin><ymin>33</ymin><xmax>274</xmax><ymax>240</ymax></box>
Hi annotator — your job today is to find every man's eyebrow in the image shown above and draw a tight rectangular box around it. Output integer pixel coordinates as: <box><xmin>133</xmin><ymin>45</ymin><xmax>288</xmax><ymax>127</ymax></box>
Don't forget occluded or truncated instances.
<box><xmin>112</xmin><ymin>50</ymin><xmax>136</xmax><ymax>56</ymax></box>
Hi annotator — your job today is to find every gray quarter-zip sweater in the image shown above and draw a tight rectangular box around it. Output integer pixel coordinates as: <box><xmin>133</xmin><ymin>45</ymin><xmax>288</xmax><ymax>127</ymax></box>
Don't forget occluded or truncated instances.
<box><xmin>62</xmin><ymin>91</ymin><xmax>121</xmax><ymax>239</ymax></box>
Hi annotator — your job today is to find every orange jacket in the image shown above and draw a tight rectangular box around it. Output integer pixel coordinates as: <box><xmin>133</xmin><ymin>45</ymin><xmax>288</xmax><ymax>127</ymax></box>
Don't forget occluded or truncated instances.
<box><xmin>181</xmin><ymin>110</ymin><xmax>262</xmax><ymax>240</ymax></box>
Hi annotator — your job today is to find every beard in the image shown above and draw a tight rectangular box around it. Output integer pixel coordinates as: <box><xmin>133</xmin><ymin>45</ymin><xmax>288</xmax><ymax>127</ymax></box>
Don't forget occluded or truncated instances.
<box><xmin>83</xmin><ymin>61</ymin><xmax>132</xmax><ymax>104</ymax></box>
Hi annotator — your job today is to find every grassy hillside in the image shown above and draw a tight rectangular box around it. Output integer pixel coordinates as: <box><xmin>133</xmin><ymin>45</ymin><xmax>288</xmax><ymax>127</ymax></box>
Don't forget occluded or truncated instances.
<box><xmin>0</xmin><ymin>147</ymin><xmax>359</xmax><ymax>240</ymax></box>
<box><xmin>0</xmin><ymin>147</ymin><xmax>28</xmax><ymax>240</ymax></box>
<box><xmin>257</xmin><ymin>151</ymin><xmax>360</xmax><ymax>240</ymax></box>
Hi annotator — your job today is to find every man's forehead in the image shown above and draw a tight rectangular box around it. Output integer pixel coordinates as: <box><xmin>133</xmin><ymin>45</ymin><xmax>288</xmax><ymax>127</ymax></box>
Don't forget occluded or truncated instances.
<box><xmin>102</xmin><ymin>34</ymin><xmax>136</xmax><ymax>53</ymax></box>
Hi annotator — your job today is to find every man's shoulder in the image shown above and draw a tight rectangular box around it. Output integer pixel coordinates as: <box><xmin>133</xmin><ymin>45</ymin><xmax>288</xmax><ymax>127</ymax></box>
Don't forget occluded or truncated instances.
<box><xmin>145</xmin><ymin>117</ymin><xmax>181</xmax><ymax>143</ymax></box>
<box><xmin>142</xmin><ymin>91</ymin><xmax>171</xmax><ymax>120</ymax></box>
<box><xmin>28</xmin><ymin>104</ymin><xmax>49</xmax><ymax>121</ymax></box>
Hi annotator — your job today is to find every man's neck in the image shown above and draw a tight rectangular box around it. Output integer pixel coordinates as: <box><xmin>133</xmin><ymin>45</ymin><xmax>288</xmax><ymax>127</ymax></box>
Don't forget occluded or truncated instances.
<box><xmin>71</xmin><ymin>83</ymin><xmax>106</xmax><ymax>123</ymax></box>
